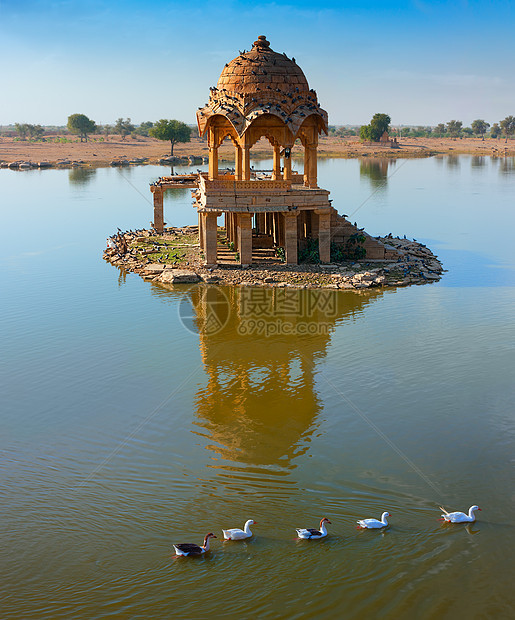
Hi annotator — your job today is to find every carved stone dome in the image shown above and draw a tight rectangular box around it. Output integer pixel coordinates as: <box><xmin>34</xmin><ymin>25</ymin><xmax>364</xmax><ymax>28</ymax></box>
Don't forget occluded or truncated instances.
<box><xmin>216</xmin><ymin>35</ymin><xmax>310</xmax><ymax>95</ymax></box>
<box><xmin>197</xmin><ymin>36</ymin><xmax>327</xmax><ymax>139</ymax></box>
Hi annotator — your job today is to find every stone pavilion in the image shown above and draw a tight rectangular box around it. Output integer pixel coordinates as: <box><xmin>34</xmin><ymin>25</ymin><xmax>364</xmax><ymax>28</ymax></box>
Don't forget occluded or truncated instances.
<box><xmin>151</xmin><ymin>35</ymin><xmax>395</xmax><ymax>266</ymax></box>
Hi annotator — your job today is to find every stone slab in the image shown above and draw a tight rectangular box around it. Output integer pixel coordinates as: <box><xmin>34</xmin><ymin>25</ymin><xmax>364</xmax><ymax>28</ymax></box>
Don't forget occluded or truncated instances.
<box><xmin>144</xmin><ymin>263</ymin><xmax>165</xmax><ymax>273</ymax></box>
<box><xmin>159</xmin><ymin>270</ymin><xmax>201</xmax><ymax>284</ymax></box>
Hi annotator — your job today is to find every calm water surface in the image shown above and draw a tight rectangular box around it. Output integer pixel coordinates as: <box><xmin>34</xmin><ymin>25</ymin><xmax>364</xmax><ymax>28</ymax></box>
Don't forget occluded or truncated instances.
<box><xmin>1</xmin><ymin>157</ymin><xmax>514</xmax><ymax>619</ymax></box>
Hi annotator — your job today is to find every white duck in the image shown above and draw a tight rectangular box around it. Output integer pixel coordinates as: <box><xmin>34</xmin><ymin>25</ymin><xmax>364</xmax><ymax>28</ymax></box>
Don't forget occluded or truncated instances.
<box><xmin>296</xmin><ymin>517</ymin><xmax>331</xmax><ymax>539</ymax></box>
<box><xmin>173</xmin><ymin>533</ymin><xmax>217</xmax><ymax>556</ymax></box>
<box><xmin>223</xmin><ymin>519</ymin><xmax>256</xmax><ymax>541</ymax></box>
<box><xmin>357</xmin><ymin>511</ymin><xmax>390</xmax><ymax>529</ymax></box>
<box><xmin>439</xmin><ymin>505</ymin><xmax>481</xmax><ymax>523</ymax></box>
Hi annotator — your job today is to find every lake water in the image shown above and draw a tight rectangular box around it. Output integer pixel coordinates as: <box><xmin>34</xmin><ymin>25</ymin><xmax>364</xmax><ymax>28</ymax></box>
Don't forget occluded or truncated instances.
<box><xmin>1</xmin><ymin>156</ymin><xmax>514</xmax><ymax>619</ymax></box>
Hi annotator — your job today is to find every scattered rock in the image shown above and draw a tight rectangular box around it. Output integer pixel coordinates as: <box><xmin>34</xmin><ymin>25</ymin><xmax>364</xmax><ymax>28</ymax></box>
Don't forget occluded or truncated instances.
<box><xmin>103</xmin><ymin>228</ymin><xmax>444</xmax><ymax>292</ymax></box>
<box><xmin>143</xmin><ymin>263</ymin><xmax>165</xmax><ymax>274</ymax></box>
<box><xmin>159</xmin><ymin>270</ymin><xmax>200</xmax><ymax>284</ymax></box>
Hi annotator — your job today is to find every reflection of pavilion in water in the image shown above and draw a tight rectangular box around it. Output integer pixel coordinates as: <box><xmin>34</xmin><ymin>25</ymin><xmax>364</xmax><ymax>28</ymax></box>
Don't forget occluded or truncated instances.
<box><xmin>187</xmin><ymin>286</ymin><xmax>386</xmax><ymax>470</ymax></box>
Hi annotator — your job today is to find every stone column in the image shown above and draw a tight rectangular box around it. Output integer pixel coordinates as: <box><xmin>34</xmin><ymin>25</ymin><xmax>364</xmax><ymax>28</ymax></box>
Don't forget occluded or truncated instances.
<box><xmin>204</xmin><ymin>212</ymin><xmax>219</xmax><ymax>266</ymax></box>
<box><xmin>255</xmin><ymin>213</ymin><xmax>265</xmax><ymax>234</ymax></box>
<box><xmin>242</xmin><ymin>145</ymin><xmax>251</xmax><ymax>181</ymax></box>
<box><xmin>224</xmin><ymin>212</ymin><xmax>229</xmax><ymax>242</ymax></box>
<box><xmin>208</xmin><ymin>146</ymin><xmax>218</xmax><ymax>180</ymax></box>
<box><xmin>152</xmin><ymin>186</ymin><xmax>164</xmax><ymax>233</ymax></box>
<box><xmin>238</xmin><ymin>213</ymin><xmax>253</xmax><ymax>265</ymax></box>
<box><xmin>284</xmin><ymin>212</ymin><xmax>299</xmax><ymax>265</ymax></box>
<box><xmin>310</xmin><ymin>210</ymin><xmax>319</xmax><ymax>239</ymax></box>
<box><xmin>279</xmin><ymin>214</ymin><xmax>285</xmax><ymax>247</ymax></box>
<box><xmin>231</xmin><ymin>213</ymin><xmax>236</xmax><ymax>245</ymax></box>
<box><xmin>303</xmin><ymin>146</ymin><xmax>311</xmax><ymax>187</ymax></box>
<box><xmin>316</xmin><ymin>209</ymin><xmax>331</xmax><ymax>263</ymax></box>
<box><xmin>308</xmin><ymin>146</ymin><xmax>318</xmax><ymax>188</ymax></box>
<box><xmin>272</xmin><ymin>145</ymin><xmax>281</xmax><ymax>180</ymax></box>
<box><xmin>272</xmin><ymin>213</ymin><xmax>279</xmax><ymax>246</ymax></box>
<box><xmin>199</xmin><ymin>211</ymin><xmax>205</xmax><ymax>250</ymax></box>
<box><xmin>232</xmin><ymin>213</ymin><xmax>237</xmax><ymax>245</ymax></box>
<box><xmin>234</xmin><ymin>213</ymin><xmax>239</xmax><ymax>251</ymax></box>
<box><xmin>235</xmin><ymin>145</ymin><xmax>242</xmax><ymax>180</ymax></box>
<box><xmin>283</xmin><ymin>149</ymin><xmax>292</xmax><ymax>181</ymax></box>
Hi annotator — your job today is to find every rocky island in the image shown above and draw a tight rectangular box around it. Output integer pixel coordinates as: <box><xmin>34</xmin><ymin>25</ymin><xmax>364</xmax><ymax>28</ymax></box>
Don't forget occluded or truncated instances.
<box><xmin>103</xmin><ymin>227</ymin><xmax>444</xmax><ymax>290</ymax></box>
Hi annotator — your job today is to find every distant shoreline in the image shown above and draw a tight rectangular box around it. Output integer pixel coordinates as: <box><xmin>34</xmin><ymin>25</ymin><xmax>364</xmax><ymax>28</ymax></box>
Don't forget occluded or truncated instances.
<box><xmin>1</xmin><ymin>135</ymin><xmax>513</xmax><ymax>169</ymax></box>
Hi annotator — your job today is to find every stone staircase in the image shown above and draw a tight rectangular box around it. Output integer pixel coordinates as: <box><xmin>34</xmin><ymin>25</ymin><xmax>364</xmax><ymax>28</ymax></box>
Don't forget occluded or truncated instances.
<box><xmin>330</xmin><ymin>209</ymin><xmax>398</xmax><ymax>260</ymax></box>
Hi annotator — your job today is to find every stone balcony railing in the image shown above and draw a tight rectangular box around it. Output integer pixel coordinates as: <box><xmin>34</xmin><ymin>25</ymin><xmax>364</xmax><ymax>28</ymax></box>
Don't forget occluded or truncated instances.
<box><xmin>199</xmin><ymin>175</ymin><xmax>292</xmax><ymax>192</ymax></box>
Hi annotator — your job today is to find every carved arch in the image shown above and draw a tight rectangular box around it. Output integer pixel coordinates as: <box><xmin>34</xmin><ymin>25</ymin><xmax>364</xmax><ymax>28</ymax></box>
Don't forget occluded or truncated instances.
<box><xmin>206</xmin><ymin>114</ymin><xmax>240</xmax><ymax>147</ymax></box>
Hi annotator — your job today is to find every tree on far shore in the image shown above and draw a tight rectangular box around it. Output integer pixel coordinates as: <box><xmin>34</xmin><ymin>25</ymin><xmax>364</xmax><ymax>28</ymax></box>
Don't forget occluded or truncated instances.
<box><xmin>136</xmin><ymin>121</ymin><xmax>154</xmax><ymax>137</ymax></box>
<box><xmin>471</xmin><ymin>119</ymin><xmax>490</xmax><ymax>140</ymax></box>
<box><xmin>67</xmin><ymin>114</ymin><xmax>96</xmax><ymax>142</ymax></box>
<box><xmin>99</xmin><ymin>124</ymin><xmax>112</xmax><ymax>141</ymax></box>
<box><xmin>15</xmin><ymin>123</ymin><xmax>29</xmax><ymax>139</ymax></box>
<box><xmin>149</xmin><ymin>119</ymin><xmax>191</xmax><ymax>156</ymax></box>
<box><xmin>500</xmin><ymin>116</ymin><xmax>515</xmax><ymax>143</ymax></box>
<box><xmin>490</xmin><ymin>123</ymin><xmax>501</xmax><ymax>139</ymax></box>
<box><xmin>15</xmin><ymin>123</ymin><xmax>46</xmax><ymax>140</ymax></box>
<box><xmin>114</xmin><ymin>117</ymin><xmax>135</xmax><ymax>141</ymax></box>
<box><xmin>360</xmin><ymin>113</ymin><xmax>391</xmax><ymax>142</ymax></box>
<box><xmin>446</xmin><ymin>120</ymin><xmax>462</xmax><ymax>139</ymax></box>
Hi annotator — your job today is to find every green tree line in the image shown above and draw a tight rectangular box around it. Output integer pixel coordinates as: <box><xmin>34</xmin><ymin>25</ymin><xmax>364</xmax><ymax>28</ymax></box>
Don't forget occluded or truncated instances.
<box><xmin>14</xmin><ymin>123</ymin><xmax>45</xmax><ymax>139</ymax></box>
<box><xmin>7</xmin><ymin>115</ymin><xmax>194</xmax><ymax>148</ymax></box>
<box><xmin>7</xmin><ymin>113</ymin><xmax>515</xmax><ymax>144</ymax></box>
<box><xmin>356</xmin><ymin>115</ymin><xmax>515</xmax><ymax>141</ymax></box>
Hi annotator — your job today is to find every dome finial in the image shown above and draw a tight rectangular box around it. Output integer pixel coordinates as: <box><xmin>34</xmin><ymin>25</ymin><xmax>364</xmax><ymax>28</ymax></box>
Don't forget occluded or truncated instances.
<box><xmin>253</xmin><ymin>35</ymin><xmax>270</xmax><ymax>49</ymax></box>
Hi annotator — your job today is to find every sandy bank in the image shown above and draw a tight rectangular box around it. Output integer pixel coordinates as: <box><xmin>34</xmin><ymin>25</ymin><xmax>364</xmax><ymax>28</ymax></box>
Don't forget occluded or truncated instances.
<box><xmin>1</xmin><ymin>135</ymin><xmax>513</xmax><ymax>169</ymax></box>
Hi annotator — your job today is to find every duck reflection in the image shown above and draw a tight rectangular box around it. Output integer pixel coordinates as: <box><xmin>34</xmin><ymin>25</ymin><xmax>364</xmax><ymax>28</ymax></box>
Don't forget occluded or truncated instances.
<box><xmin>182</xmin><ymin>285</ymin><xmax>386</xmax><ymax>470</ymax></box>
<box><xmin>359</xmin><ymin>158</ymin><xmax>396</xmax><ymax>190</ymax></box>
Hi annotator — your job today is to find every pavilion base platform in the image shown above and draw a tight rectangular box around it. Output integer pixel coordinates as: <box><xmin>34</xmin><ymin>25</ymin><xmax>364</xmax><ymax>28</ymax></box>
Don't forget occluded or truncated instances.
<box><xmin>192</xmin><ymin>175</ymin><xmax>398</xmax><ymax>266</ymax></box>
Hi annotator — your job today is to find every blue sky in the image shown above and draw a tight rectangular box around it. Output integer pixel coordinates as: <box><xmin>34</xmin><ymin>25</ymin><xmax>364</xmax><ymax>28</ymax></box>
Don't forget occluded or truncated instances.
<box><xmin>0</xmin><ymin>0</ymin><xmax>513</xmax><ymax>127</ymax></box>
